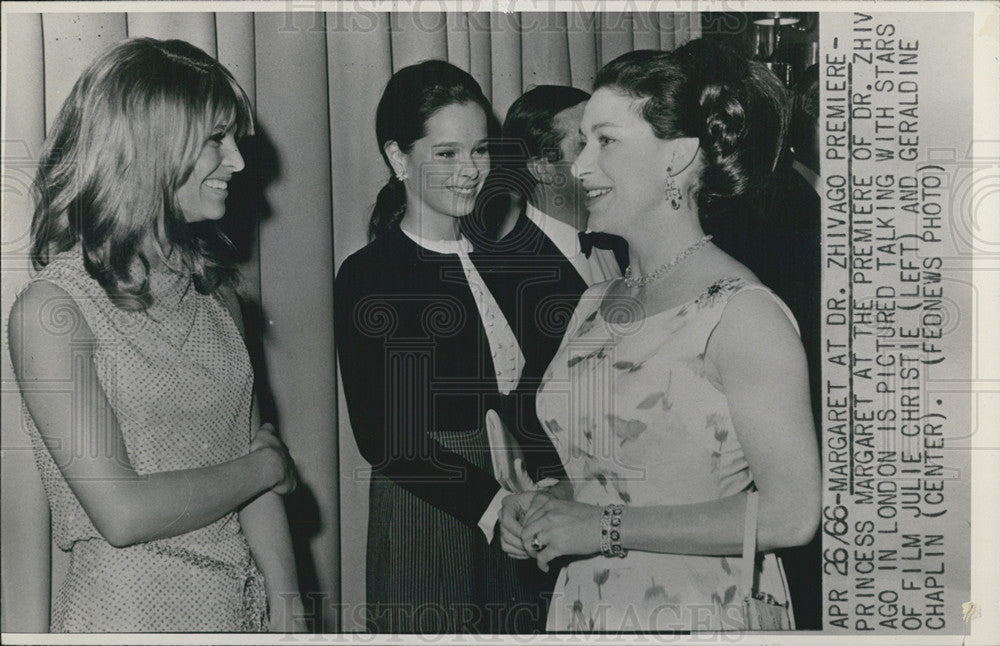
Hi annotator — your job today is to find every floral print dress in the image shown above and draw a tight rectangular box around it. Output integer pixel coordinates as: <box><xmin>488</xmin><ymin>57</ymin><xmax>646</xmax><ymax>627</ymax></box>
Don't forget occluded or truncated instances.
<box><xmin>536</xmin><ymin>277</ymin><xmax>793</xmax><ymax>632</ymax></box>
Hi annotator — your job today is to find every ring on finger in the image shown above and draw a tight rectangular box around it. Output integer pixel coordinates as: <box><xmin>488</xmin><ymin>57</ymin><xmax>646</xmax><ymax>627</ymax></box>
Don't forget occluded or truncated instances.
<box><xmin>530</xmin><ymin>534</ymin><xmax>546</xmax><ymax>551</ymax></box>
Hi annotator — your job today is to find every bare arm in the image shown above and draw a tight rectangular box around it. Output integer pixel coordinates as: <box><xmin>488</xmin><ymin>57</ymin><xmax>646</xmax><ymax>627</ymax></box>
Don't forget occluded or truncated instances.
<box><xmin>219</xmin><ymin>290</ymin><xmax>306</xmax><ymax>632</ymax></box>
<box><xmin>0</xmin><ymin>447</ymin><xmax>50</xmax><ymax>631</ymax></box>
<box><xmin>239</xmin><ymin>403</ymin><xmax>305</xmax><ymax>631</ymax></box>
<box><xmin>8</xmin><ymin>281</ymin><xmax>294</xmax><ymax>549</ymax></box>
<box><xmin>520</xmin><ymin>291</ymin><xmax>821</xmax><ymax>569</ymax></box>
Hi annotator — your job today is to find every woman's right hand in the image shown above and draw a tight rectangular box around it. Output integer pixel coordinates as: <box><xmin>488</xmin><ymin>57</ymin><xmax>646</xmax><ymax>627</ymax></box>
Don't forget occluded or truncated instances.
<box><xmin>499</xmin><ymin>491</ymin><xmax>538</xmax><ymax>559</ymax></box>
<box><xmin>250</xmin><ymin>424</ymin><xmax>297</xmax><ymax>495</ymax></box>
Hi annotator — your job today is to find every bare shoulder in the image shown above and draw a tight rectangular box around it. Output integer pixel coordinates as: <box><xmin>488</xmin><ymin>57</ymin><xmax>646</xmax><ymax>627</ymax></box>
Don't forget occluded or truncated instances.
<box><xmin>9</xmin><ymin>280</ymin><xmax>95</xmax><ymax>374</ymax></box>
<box><xmin>14</xmin><ymin>277</ymin><xmax>73</xmax><ymax>308</ymax></box>
<box><xmin>10</xmin><ymin>280</ymin><xmax>94</xmax><ymax>340</ymax></box>
<box><xmin>708</xmin><ymin>286</ymin><xmax>804</xmax><ymax>370</ymax></box>
<box><xmin>724</xmin><ymin>287</ymin><xmax>798</xmax><ymax>334</ymax></box>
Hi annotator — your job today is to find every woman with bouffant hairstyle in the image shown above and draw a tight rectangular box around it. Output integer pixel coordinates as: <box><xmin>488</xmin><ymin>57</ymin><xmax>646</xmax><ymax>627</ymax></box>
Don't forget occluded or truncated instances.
<box><xmin>500</xmin><ymin>40</ymin><xmax>820</xmax><ymax>631</ymax></box>
<box><xmin>10</xmin><ymin>38</ymin><xmax>303</xmax><ymax>632</ymax></box>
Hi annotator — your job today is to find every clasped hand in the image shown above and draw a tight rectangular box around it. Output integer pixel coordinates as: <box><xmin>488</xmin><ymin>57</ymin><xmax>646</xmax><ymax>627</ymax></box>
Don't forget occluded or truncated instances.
<box><xmin>499</xmin><ymin>490</ymin><xmax>602</xmax><ymax>572</ymax></box>
<box><xmin>250</xmin><ymin>423</ymin><xmax>297</xmax><ymax>495</ymax></box>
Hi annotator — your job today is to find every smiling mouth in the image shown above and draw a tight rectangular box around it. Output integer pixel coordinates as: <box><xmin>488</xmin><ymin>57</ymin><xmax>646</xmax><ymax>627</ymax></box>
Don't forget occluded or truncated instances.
<box><xmin>204</xmin><ymin>179</ymin><xmax>229</xmax><ymax>192</ymax></box>
<box><xmin>448</xmin><ymin>186</ymin><xmax>477</xmax><ymax>197</ymax></box>
<box><xmin>585</xmin><ymin>187</ymin><xmax>611</xmax><ymax>201</ymax></box>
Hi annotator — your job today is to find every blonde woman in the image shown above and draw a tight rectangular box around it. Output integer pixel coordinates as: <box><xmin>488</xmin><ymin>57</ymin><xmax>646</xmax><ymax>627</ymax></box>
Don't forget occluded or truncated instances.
<box><xmin>9</xmin><ymin>38</ymin><xmax>303</xmax><ymax>632</ymax></box>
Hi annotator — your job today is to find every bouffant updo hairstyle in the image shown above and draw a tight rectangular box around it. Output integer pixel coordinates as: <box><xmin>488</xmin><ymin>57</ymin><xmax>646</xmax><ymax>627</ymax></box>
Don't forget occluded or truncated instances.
<box><xmin>370</xmin><ymin>60</ymin><xmax>497</xmax><ymax>241</ymax></box>
<box><xmin>31</xmin><ymin>37</ymin><xmax>254</xmax><ymax>310</ymax></box>
<box><xmin>594</xmin><ymin>39</ymin><xmax>790</xmax><ymax>218</ymax></box>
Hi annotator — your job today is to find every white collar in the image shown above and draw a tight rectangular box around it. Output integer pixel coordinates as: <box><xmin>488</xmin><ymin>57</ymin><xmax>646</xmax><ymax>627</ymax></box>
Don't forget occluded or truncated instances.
<box><xmin>792</xmin><ymin>159</ymin><xmax>821</xmax><ymax>195</ymax></box>
<box><xmin>401</xmin><ymin>228</ymin><xmax>473</xmax><ymax>255</ymax></box>
<box><xmin>524</xmin><ymin>202</ymin><xmax>582</xmax><ymax>259</ymax></box>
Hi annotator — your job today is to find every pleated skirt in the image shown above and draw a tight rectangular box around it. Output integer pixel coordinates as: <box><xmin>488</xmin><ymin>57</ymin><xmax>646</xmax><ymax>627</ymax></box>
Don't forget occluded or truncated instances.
<box><xmin>365</xmin><ymin>427</ymin><xmax>551</xmax><ymax>634</ymax></box>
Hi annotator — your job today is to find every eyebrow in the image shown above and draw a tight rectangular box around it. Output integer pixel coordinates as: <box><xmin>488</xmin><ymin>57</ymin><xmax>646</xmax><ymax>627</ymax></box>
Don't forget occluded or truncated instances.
<box><xmin>587</xmin><ymin>121</ymin><xmax>620</xmax><ymax>131</ymax></box>
<box><xmin>431</xmin><ymin>140</ymin><xmax>488</xmax><ymax>147</ymax></box>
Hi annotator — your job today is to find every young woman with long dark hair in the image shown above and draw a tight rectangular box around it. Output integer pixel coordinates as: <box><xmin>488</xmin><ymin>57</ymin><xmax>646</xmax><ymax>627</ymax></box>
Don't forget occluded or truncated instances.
<box><xmin>335</xmin><ymin>60</ymin><xmax>560</xmax><ymax>633</ymax></box>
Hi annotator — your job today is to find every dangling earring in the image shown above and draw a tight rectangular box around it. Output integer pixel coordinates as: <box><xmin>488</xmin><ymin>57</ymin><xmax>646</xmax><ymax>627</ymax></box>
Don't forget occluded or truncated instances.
<box><xmin>664</xmin><ymin>168</ymin><xmax>682</xmax><ymax>210</ymax></box>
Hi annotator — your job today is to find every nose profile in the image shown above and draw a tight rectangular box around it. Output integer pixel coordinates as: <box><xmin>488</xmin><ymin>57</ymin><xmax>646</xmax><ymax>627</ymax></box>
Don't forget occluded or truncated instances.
<box><xmin>571</xmin><ymin>140</ymin><xmax>593</xmax><ymax>180</ymax></box>
<box><xmin>223</xmin><ymin>134</ymin><xmax>246</xmax><ymax>173</ymax></box>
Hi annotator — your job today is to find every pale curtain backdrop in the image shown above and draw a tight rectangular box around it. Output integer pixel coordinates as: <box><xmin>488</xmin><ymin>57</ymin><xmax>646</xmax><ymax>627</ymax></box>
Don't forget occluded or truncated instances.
<box><xmin>0</xmin><ymin>9</ymin><xmax>700</xmax><ymax>632</ymax></box>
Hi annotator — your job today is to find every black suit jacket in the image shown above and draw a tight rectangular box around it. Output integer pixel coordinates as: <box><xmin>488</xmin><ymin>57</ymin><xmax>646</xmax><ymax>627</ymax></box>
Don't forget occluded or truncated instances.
<box><xmin>471</xmin><ymin>213</ymin><xmax>590</xmax><ymax>481</ymax></box>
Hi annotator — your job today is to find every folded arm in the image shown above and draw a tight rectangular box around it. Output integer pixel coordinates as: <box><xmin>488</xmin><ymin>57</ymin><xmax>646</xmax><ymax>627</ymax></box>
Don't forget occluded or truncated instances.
<box><xmin>238</xmin><ymin>414</ymin><xmax>305</xmax><ymax>632</ymax></box>
<box><xmin>218</xmin><ymin>289</ymin><xmax>306</xmax><ymax>632</ymax></box>
<box><xmin>9</xmin><ymin>281</ymin><xmax>292</xmax><ymax>548</ymax></box>
<box><xmin>334</xmin><ymin>261</ymin><xmax>501</xmax><ymax>529</ymax></box>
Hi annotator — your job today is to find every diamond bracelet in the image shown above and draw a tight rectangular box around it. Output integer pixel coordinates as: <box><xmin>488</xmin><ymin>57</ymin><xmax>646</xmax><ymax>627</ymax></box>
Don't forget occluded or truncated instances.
<box><xmin>600</xmin><ymin>504</ymin><xmax>628</xmax><ymax>558</ymax></box>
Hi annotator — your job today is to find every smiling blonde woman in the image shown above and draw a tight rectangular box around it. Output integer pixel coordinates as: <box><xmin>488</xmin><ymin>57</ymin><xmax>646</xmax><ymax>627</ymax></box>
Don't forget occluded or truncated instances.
<box><xmin>9</xmin><ymin>38</ymin><xmax>303</xmax><ymax>632</ymax></box>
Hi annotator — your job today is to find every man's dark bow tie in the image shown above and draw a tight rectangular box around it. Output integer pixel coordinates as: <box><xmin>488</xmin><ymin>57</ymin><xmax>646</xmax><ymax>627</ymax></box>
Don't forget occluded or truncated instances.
<box><xmin>578</xmin><ymin>231</ymin><xmax>618</xmax><ymax>258</ymax></box>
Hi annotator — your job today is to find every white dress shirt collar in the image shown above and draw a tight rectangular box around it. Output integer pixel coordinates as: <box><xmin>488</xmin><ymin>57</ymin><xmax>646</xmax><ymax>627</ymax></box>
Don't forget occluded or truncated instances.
<box><xmin>524</xmin><ymin>202</ymin><xmax>582</xmax><ymax>260</ymax></box>
<box><xmin>792</xmin><ymin>159</ymin><xmax>821</xmax><ymax>196</ymax></box>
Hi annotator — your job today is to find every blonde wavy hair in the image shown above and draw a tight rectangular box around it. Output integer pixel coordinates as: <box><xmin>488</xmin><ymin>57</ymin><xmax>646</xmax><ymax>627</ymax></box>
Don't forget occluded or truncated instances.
<box><xmin>31</xmin><ymin>37</ymin><xmax>254</xmax><ymax>309</ymax></box>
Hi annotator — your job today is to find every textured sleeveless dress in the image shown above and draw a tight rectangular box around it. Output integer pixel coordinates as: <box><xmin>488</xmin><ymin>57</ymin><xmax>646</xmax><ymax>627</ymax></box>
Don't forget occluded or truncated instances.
<box><xmin>18</xmin><ymin>246</ymin><xmax>267</xmax><ymax>632</ymax></box>
<box><xmin>536</xmin><ymin>277</ymin><xmax>793</xmax><ymax>632</ymax></box>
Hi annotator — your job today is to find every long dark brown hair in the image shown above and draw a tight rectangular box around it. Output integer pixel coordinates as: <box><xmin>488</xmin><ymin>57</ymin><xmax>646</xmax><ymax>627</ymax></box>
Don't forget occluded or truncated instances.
<box><xmin>370</xmin><ymin>59</ymin><xmax>497</xmax><ymax>241</ymax></box>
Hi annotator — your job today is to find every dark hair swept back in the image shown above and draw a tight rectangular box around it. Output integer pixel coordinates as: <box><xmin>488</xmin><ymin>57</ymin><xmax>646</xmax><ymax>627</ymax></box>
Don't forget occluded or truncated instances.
<box><xmin>31</xmin><ymin>37</ymin><xmax>254</xmax><ymax>310</ymax></box>
<box><xmin>595</xmin><ymin>39</ymin><xmax>790</xmax><ymax>217</ymax></box>
<box><xmin>496</xmin><ymin>85</ymin><xmax>591</xmax><ymax>200</ymax></box>
<box><xmin>370</xmin><ymin>59</ymin><xmax>497</xmax><ymax>241</ymax></box>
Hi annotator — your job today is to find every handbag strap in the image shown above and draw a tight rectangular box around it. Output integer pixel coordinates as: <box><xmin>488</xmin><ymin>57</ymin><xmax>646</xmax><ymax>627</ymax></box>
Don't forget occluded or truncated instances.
<box><xmin>741</xmin><ymin>490</ymin><xmax>759</xmax><ymax>595</ymax></box>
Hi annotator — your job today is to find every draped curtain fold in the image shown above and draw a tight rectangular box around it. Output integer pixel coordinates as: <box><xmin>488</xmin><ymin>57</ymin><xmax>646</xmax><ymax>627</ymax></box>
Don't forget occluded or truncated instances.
<box><xmin>0</xmin><ymin>10</ymin><xmax>700</xmax><ymax>633</ymax></box>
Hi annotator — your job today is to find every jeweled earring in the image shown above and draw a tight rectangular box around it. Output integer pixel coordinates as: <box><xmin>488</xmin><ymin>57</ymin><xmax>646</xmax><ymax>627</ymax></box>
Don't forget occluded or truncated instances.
<box><xmin>395</xmin><ymin>168</ymin><xmax>408</xmax><ymax>182</ymax></box>
<box><xmin>664</xmin><ymin>168</ymin><xmax>682</xmax><ymax>210</ymax></box>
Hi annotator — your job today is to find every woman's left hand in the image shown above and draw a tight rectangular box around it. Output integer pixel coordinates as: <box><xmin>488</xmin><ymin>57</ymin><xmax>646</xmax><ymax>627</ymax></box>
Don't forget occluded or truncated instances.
<box><xmin>519</xmin><ymin>495</ymin><xmax>604</xmax><ymax>572</ymax></box>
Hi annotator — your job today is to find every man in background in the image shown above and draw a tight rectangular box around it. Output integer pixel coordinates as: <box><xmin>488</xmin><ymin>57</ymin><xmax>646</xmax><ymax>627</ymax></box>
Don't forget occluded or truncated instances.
<box><xmin>492</xmin><ymin>85</ymin><xmax>627</xmax><ymax>285</ymax></box>
<box><xmin>467</xmin><ymin>84</ymin><xmax>630</xmax><ymax>631</ymax></box>
<box><xmin>472</xmin><ymin>86</ymin><xmax>628</xmax><ymax>427</ymax></box>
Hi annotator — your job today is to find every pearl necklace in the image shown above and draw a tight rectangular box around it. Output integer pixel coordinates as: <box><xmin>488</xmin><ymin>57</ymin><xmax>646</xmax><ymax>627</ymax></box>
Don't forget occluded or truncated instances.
<box><xmin>623</xmin><ymin>235</ymin><xmax>713</xmax><ymax>288</ymax></box>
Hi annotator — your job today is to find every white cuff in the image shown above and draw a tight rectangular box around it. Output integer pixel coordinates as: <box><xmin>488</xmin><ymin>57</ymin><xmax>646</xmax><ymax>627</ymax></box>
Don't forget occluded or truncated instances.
<box><xmin>478</xmin><ymin>488</ymin><xmax>510</xmax><ymax>543</ymax></box>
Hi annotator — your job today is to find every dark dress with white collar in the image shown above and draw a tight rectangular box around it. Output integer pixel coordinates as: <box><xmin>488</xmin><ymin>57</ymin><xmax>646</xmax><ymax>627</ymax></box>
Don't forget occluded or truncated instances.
<box><xmin>335</xmin><ymin>225</ymin><xmax>564</xmax><ymax>633</ymax></box>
